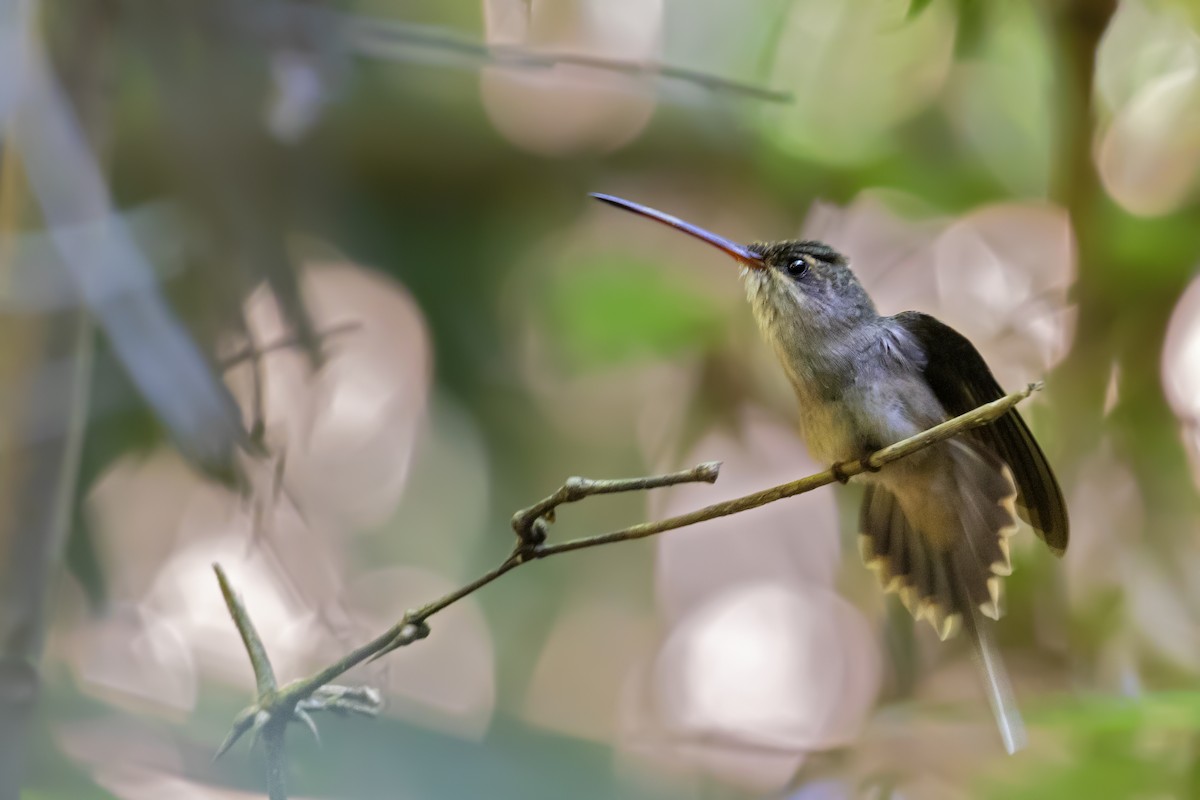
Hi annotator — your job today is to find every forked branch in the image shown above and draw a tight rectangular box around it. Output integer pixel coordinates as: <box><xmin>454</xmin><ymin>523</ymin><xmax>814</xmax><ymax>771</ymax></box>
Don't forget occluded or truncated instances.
<box><xmin>213</xmin><ymin>383</ymin><xmax>1042</xmax><ymax>797</ymax></box>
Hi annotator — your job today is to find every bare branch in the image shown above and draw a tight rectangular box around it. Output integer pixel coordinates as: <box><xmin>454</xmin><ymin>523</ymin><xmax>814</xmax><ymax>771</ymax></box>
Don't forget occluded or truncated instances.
<box><xmin>213</xmin><ymin>383</ymin><xmax>1042</xmax><ymax>796</ymax></box>
<box><xmin>539</xmin><ymin>384</ymin><xmax>1043</xmax><ymax>556</ymax></box>
<box><xmin>213</xmin><ymin>563</ymin><xmax>277</xmax><ymax>697</ymax></box>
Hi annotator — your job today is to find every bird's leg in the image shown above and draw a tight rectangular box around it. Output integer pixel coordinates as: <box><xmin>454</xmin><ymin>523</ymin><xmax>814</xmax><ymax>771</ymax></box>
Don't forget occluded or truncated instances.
<box><xmin>830</xmin><ymin>461</ymin><xmax>855</xmax><ymax>484</ymax></box>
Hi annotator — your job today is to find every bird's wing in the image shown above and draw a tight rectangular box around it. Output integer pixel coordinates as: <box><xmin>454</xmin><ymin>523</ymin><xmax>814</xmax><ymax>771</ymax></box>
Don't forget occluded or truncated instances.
<box><xmin>890</xmin><ymin>311</ymin><xmax>1068</xmax><ymax>555</ymax></box>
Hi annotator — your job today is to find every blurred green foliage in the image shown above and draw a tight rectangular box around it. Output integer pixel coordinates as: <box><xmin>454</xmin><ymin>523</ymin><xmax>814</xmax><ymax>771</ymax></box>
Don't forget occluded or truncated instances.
<box><xmin>543</xmin><ymin>258</ymin><xmax>726</xmax><ymax>367</ymax></box>
<box><xmin>986</xmin><ymin>692</ymin><xmax>1200</xmax><ymax>798</ymax></box>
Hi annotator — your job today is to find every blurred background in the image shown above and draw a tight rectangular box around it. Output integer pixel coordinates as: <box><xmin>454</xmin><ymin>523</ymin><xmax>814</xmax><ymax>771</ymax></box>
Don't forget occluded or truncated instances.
<box><xmin>4</xmin><ymin>0</ymin><xmax>1200</xmax><ymax>797</ymax></box>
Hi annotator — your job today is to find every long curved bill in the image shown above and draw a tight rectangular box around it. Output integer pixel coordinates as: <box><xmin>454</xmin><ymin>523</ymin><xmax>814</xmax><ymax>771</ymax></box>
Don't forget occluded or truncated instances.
<box><xmin>590</xmin><ymin>193</ymin><xmax>765</xmax><ymax>269</ymax></box>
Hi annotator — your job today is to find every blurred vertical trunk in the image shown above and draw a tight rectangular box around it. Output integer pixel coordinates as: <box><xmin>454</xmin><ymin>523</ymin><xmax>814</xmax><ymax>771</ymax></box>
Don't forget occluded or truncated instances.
<box><xmin>1048</xmin><ymin>0</ymin><xmax>1116</xmax><ymax>442</ymax></box>
<box><xmin>0</xmin><ymin>2</ymin><xmax>111</xmax><ymax>797</ymax></box>
<box><xmin>1053</xmin><ymin>0</ymin><xmax>1198</xmax><ymax>535</ymax></box>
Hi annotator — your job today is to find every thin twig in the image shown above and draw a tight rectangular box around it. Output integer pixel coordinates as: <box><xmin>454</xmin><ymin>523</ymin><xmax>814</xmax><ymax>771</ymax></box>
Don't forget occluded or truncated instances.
<box><xmin>220</xmin><ymin>321</ymin><xmax>363</xmax><ymax>370</ymax></box>
<box><xmin>488</xmin><ymin>47</ymin><xmax>793</xmax><ymax>103</ymax></box>
<box><xmin>539</xmin><ymin>384</ymin><xmax>1043</xmax><ymax>556</ymax></box>
<box><xmin>214</xmin><ymin>564</ymin><xmax>277</xmax><ymax>697</ymax></box>
<box><xmin>341</xmin><ymin>16</ymin><xmax>792</xmax><ymax>104</ymax></box>
<box><xmin>511</xmin><ymin>460</ymin><xmax>721</xmax><ymax>545</ymax></box>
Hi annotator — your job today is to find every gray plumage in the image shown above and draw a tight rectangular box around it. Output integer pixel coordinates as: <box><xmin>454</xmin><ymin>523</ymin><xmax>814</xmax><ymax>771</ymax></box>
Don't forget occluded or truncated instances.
<box><xmin>589</xmin><ymin>195</ymin><xmax>1069</xmax><ymax>755</ymax></box>
<box><xmin>739</xmin><ymin>241</ymin><xmax>1064</xmax><ymax>623</ymax></box>
<box><xmin>741</xmin><ymin>240</ymin><xmax>1068</xmax><ymax>754</ymax></box>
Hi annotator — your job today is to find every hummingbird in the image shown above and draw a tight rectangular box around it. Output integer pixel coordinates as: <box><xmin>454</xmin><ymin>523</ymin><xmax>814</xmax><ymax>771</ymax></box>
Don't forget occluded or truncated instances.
<box><xmin>591</xmin><ymin>192</ymin><xmax>1069</xmax><ymax>754</ymax></box>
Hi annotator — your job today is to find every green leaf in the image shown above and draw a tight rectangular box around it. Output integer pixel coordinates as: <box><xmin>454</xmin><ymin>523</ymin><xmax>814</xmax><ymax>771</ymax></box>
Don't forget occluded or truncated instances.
<box><xmin>543</xmin><ymin>257</ymin><xmax>726</xmax><ymax>368</ymax></box>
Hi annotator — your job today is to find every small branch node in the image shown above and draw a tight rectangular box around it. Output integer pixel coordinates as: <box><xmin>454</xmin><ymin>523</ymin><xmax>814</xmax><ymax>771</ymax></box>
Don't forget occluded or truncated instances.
<box><xmin>400</xmin><ymin>620</ymin><xmax>431</xmax><ymax>643</ymax></box>
<box><xmin>529</xmin><ymin>516</ymin><xmax>549</xmax><ymax>545</ymax></box>
<box><xmin>511</xmin><ymin>461</ymin><xmax>728</xmax><ymax>545</ymax></box>
<box><xmin>830</xmin><ymin>461</ymin><xmax>855</xmax><ymax>484</ymax></box>
<box><xmin>563</xmin><ymin>476</ymin><xmax>591</xmax><ymax>498</ymax></box>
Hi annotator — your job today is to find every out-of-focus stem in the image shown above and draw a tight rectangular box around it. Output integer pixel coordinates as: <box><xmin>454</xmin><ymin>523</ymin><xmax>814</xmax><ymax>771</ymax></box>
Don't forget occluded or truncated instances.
<box><xmin>0</xmin><ymin>3</ymin><xmax>107</xmax><ymax>798</ymax></box>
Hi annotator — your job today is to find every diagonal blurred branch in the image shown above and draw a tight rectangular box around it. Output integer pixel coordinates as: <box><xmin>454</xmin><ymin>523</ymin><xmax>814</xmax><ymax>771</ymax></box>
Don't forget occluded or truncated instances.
<box><xmin>349</xmin><ymin>18</ymin><xmax>792</xmax><ymax>102</ymax></box>
<box><xmin>0</xmin><ymin>4</ymin><xmax>102</xmax><ymax>799</ymax></box>
<box><xmin>488</xmin><ymin>48</ymin><xmax>793</xmax><ymax>103</ymax></box>
<box><xmin>0</xmin><ymin>202</ymin><xmax>191</xmax><ymax>313</ymax></box>
<box><xmin>1</xmin><ymin>3</ymin><xmax>268</xmax><ymax>795</ymax></box>
<box><xmin>213</xmin><ymin>384</ymin><xmax>1040</xmax><ymax>798</ymax></box>
<box><xmin>239</xmin><ymin>5</ymin><xmax>792</xmax><ymax>104</ymax></box>
<box><xmin>9</xmin><ymin>3</ymin><xmax>252</xmax><ymax>482</ymax></box>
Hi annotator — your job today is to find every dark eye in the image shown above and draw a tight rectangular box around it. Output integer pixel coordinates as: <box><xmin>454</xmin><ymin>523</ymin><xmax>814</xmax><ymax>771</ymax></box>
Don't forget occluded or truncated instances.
<box><xmin>785</xmin><ymin>258</ymin><xmax>809</xmax><ymax>278</ymax></box>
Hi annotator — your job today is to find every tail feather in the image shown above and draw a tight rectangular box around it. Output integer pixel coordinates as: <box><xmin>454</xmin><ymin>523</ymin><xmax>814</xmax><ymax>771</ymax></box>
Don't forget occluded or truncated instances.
<box><xmin>860</xmin><ymin>482</ymin><xmax>963</xmax><ymax>640</ymax></box>
<box><xmin>859</xmin><ymin>487</ymin><xmax>893</xmax><ymax>563</ymax></box>
<box><xmin>905</xmin><ymin>528</ymin><xmax>932</xmax><ymax>617</ymax></box>
<box><xmin>858</xmin><ymin>442</ymin><xmax>1018</xmax><ymax>635</ymax></box>
<box><xmin>886</xmin><ymin>509</ymin><xmax>910</xmax><ymax>592</ymax></box>
<box><xmin>927</xmin><ymin>553</ymin><xmax>959</xmax><ymax>640</ymax></box>
<box><xmin>858</xmin><ymin>440</ymin><xmax>1025</xmax><ymax>752</ymax></box>
<box><xmin>953</xmin><ymin>557</ymin><xmax>1028</xmax><ymax>755</ymax></box>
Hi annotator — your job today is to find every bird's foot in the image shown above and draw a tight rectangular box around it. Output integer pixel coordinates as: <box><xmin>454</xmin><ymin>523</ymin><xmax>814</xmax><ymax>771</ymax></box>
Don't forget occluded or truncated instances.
<box><xmin>831</xmin><ymin>457</ymin><xmax>881</xmax><ymax>484</ymax></box>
